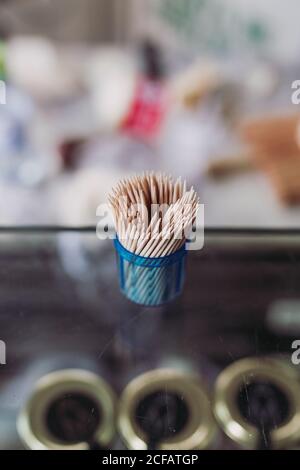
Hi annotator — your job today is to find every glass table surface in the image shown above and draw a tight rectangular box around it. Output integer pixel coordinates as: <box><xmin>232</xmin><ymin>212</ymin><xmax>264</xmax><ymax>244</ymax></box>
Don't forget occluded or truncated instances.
<box><xmin>1</xmin><ymin>228</ymin><xmax>300</xmax><ymax>449</ymax></box>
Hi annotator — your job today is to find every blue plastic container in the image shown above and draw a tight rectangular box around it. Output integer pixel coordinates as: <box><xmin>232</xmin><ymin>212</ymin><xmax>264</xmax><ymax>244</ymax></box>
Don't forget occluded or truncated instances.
<box><xmin>114</xmin><ymin>238</ymin><xmax>187</xmax><ymax>307</ymax></box>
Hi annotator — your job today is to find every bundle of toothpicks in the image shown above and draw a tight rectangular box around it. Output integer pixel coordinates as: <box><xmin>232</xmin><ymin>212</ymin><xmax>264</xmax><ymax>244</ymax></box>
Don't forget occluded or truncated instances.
<box><xmin>109</xmin><ymin>172</ymin><xmax>199</xmax><ymax>257</ymax></box>
<box><xmin>109</xmin><ymin>172</ymin><xmax>199</xmax><ymax>305</ymax></box>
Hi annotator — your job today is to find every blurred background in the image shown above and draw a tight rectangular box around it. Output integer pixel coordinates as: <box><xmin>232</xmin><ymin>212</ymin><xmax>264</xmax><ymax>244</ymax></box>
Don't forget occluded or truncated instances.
<box><xmin>2</xmin><ymin>1</ymin><xmax>300</xmax><ymax>452</ymax></box>
<box><xmin>1</xmin><ymin>0</ymin><xmax>300</xmax><ymax>227</ymax></box>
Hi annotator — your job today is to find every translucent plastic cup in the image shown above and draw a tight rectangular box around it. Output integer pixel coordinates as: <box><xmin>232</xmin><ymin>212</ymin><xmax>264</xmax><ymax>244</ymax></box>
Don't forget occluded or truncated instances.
<box><xmin>114</xmin><ymin>238</ymin><xmax>187</xmax><ymax>307</ymax></box>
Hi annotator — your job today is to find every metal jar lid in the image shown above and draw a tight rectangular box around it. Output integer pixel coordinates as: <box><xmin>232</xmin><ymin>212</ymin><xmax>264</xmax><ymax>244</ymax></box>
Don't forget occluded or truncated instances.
<box><xmin>213</xmin><ymin>357</ymin><xmax>300</xmax><ymax>449</ymax></box>
<box><xmin>118</xmin><ymin>368</ymin><xmax>218</xmax><ymax>450</ymax></box>
<box><xmin>17</xmin><ymin>369</ymin><xmax>116</xmax><ymax>450</ymax></box>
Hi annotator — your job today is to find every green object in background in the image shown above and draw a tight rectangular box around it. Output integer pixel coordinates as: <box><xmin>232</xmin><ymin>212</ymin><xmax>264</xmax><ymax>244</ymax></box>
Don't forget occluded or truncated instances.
<box><xmin>247</xmin><ymin>20</ymin><xmax>268</xmax><ymax>45</ymax></box>
<box><xmin>0</xmin><ymin>41</ymin><xmax>6</xmax><ymax>80</ymax></box>
<box><xmin>159</xmin><ymin>0</ymin><xmax>207</xmax><ymax>36</ymax></box>
<box><xmin>156</xmin><ymin>0</ymin><xmax>269</xmax><ymax>56</ymax></box>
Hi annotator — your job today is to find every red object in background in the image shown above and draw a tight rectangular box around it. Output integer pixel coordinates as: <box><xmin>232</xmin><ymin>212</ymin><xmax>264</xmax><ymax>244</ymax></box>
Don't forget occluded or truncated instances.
<box><xmin>121</xmin><ymin>78</ymin><xmax>167</xmax><ymax>140</ymax></box>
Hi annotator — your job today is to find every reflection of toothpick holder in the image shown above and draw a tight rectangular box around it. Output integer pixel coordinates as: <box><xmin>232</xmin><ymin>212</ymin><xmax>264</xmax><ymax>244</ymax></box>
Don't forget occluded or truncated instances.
<box><xmin>114</xmin><ymin>238</ymin><xmax>187</xmax><ymax>307</ymax></box>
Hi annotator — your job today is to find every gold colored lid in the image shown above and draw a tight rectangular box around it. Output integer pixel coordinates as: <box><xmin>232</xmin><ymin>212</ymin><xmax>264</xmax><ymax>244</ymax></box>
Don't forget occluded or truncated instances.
<box><xmin>17</xmin><ymin>369</ymin><xmax>116</xmax><ymax>450</ymax></box>
<box><xmin>118</xmin><ymin>368</ymin><xmax>218</xmax><ymax>450</ymax></box>
<box><xmin>213</xmin><ymin>357</ymin><xmax>300</xmax><ymax>449</ymax></box>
